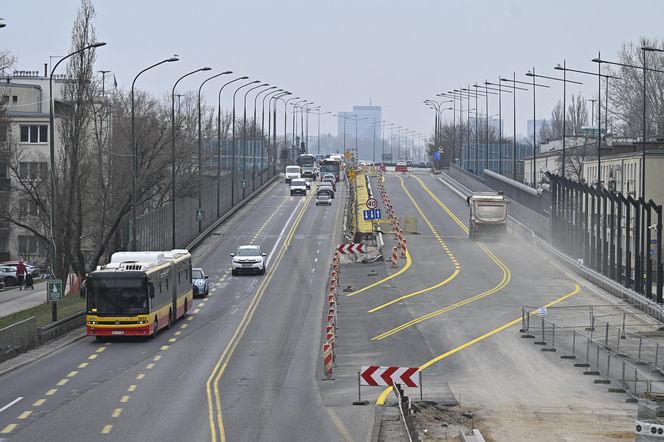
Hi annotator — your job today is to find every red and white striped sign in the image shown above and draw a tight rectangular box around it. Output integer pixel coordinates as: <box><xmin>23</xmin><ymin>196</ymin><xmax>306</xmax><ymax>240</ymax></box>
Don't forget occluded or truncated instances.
<box><xmin>360</xmin><ymin>365</ymin><xmax>420</xmax><ymax>387</ymax></box>
<box><xmin>337</xmin><ymin>243</ymin><xmax>365</xmax><ymax>254</ymax></box>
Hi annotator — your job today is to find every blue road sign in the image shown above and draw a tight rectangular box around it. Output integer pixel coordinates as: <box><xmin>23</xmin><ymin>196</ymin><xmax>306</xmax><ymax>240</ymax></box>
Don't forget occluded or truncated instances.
<box><xmin>363</xmin><ymin>209</ymin><xmax>382</xmax><ymax>221</ymax></box>
<box><xmin>433</xmin><ymin>151</ymin><xmax>441</xmax><ymax>161</ymax></box>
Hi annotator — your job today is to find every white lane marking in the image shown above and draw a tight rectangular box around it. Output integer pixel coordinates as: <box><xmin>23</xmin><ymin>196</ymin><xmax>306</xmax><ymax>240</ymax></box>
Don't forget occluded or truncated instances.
<box><xmin>316</xmin><ymin>249</ymin><xmax>320</xmax><ymax>254</ymax></box>
<box><xmin>311</xmin><ymin>268</ymin><xmax>315</xmax><ymax>273</ymax></box>
<box><xmin>267</xmin><ymin>198</ymin><xmax>303</xmax><ymax>263</ymax></box>
<box><xmin>0</xmin><ymin>397</ymin><xmax>22</xmax><ymax>414</ymax></box>
<box><xmin>314</xmin><ymin>257</ymin><xmax>318</xmax><ymax>263</ymax></box>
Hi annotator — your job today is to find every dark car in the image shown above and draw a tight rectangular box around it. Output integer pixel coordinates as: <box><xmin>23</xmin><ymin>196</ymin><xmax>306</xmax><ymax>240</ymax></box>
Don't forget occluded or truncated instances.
<box><xmin>192</xmin><ymin>267</ymin><xmax>209</xmax><ymax>297</ymax></box>
<box><xmin>418</xmin><ymin>162</ymin><xmax>426</xmax><ymax>168</ymax></box>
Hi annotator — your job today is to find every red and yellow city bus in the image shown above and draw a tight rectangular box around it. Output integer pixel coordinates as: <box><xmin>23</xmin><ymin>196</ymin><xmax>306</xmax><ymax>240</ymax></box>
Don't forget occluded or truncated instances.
<box><xmin>84</xmin><ymin>249</ymin><xmax>193</xmax><ymax>338</ymax></box>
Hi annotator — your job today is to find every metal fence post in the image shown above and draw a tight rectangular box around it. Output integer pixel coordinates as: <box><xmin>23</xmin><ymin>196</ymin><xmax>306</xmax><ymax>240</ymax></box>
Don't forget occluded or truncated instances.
<box><xmin>541</xmin><ymin>317</ymin><xmax>545</xmax><ymax>342</ymax></box>
<box><xmin>572</xmin><ymin>330</ymin><xmax>576</xmax><ymax>356</ymax></box>
<box><xmin>638</xmin><ymin>336</ymin><xmax>643</xmax><ymax>361</ymax></box>
<box><xmin>552</xmin><ymin>323</ymin><xmax>555</xmax><ymax>348</ymax></box>
<box><xmin>622</xmin><ymin>360</ymin><xmax>626</xmax><ymax>387</ymax></box>
<box><xmin>604</xmin><ymin>322</ymin><xmax>609</xmax><ymax>346</ymax></box>
<box><xmin>656</xmin><ymin>342</ymin><xmax>659</xmax><ymax>370</ymax></box>
<box><xmin>586</xmin><ymin>336</ymin><xmax>590</xmax><ymax>363</ymax></box>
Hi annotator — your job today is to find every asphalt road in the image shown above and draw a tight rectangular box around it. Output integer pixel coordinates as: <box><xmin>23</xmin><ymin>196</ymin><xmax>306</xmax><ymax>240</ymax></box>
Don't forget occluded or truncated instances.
<box><xmin>0</xmin><ymin>179</ymin><xmax>364</xmax><ymax>442</ymax></box>
<box><xmin>328</xmin><ymin>169</ymin><xmax>635</xmax><ymax>440</ymax></box>
<box><xmin>0</xmin><ymin>169</ymin><xmax>637</xmax><ymax>441</ymax></box>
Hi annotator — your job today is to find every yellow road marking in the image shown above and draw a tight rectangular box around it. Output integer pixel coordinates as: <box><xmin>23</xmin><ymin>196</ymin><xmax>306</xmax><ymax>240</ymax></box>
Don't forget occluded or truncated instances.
<box><xmin>136</xmin><ymin>373</ymin><xmax>145</xmax><ymax>380</ymax></box>
<box><xmin>88</xmin><ymin>354</ymin><xmax>98</xmax><ymax>360</ymax></box>
<box><xmin>325</xmin><ymin>407</ymin><xmax>354</xmax><ymax>442</ymax></box>
<box><xmin>413</xmin><ymin>175</ymin><xmax>467</xmax><ymax>233</ymax></box>
<box><xmin>33</xmin><ymin>399</ymin><xmax>46</xmax><ymax>407</ymax></box>
<box><xmin>120</xmin><ymin>395</ymin><xmax>129</xmax><ymax>403</ymax></box>
<box><xmin>112</xmin><ymin>408</ymin><xmax>122</xmax><ymax>418</ymax></box>
<box><xmin>372</xmin><ymin>244</ymin><xmax>510</xmax><ymax>340</ymax></box>
<box><xmin>45</xmin><ymin>389</ymin><xmax>57</xmax><ymax>396</ymax></box>
<box><xmin>376</xmin><ymin>284</ymin><xmax>581</xmax><ymax>405</ymax></box>
<box><xmin>180</xmin><ymin>324</ymin><xmax>188</xmax><ymax>329</ymax></box>
<box><xmin>367</xmin><ymin>175</ymin><xmax>461</xmax><ymax>312</ymax></box>
<box><xmin>187</xmin><ymin>316</ymin><xmax>194</xmax><ymax>321</ymax></box>
<box><xmin>153</xmin><ymin>355</ymin><xmax>161</xmax><ymax>361</ymax></box>
<box><xmin>67</xmin><ymin>371</ymin><xmax>78</xmax><ymax>378</ymax></box>
<box><xmin>146</xmin><ymin>363</ymin><xmax>155</xmax><ymax>369</ymax></box>
<box><xmin>168</xmin><ymin>338</ymin><xmax>177</xmax><ymax>343</ymax></box>
<box><xmin>101</xmin><ymin>424</ymin><xmax>113</xmax><ymax>434</ymax></box>
<box><xmin>207</xmin><ymin>189</ymin><xmax>315</xmax><ymax>442</ymax></box>
<box><xmin>346</xmin><ymin>176</ymin><xmax>412</xmax><ymax>298</ymax></box>
<box><xmin>78</xmin><ymin>362</ymin><xmax>88</xmax><ymax>368</ymax></box>
<box><xmin>127</xmin><ymin>385</ymin><xmax>137</xmax><ymax>392</ymax></box>
<box><xmin>56</xmin><ymin>379</ymin><xmax>69</xmax><ymax>386</ymax></box>
<box><xmin>193</xmin><ymin>309</ymin><xmax>200</xmax><ymax>314</ymax></box>
<box><xmin>96</xmin><ymin>347</ymin><xmax>106</xmax><ymax>353</ymax></box>
<box><xmin>161</xmin><ymin>345</ymin><xmax>169</xmax><ymax>350</ymax></box>
<box><xmin>1</xmin><ymin>424</ymin><xmax>16</xmax><ymax>434</ymax></box>
<box><xmin>198</xmin><ymin>303</ymin><xmax>205</xmax><ymax>307</ymax></box>
<box><xmin>369</xmin><ymin>269</ymin><xmax>461</xmax><ymax>313</ymax></box>
<box><xmin>17</xmin><ymin>411</ymin><xmax>32</xmax><ymax>420</ymax></box>
<box><xmin>174</xmin><ymin>331</ymin><xmax>181</xmax><ymax>336</ymax></box>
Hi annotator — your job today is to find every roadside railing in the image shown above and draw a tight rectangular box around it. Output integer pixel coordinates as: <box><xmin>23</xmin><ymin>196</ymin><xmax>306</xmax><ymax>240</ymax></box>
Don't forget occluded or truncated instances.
<box><xmin>0</xmin><ymin>317</ymin><xmax>37</xmax><ymax>363</ymax></box>
<box><xmin>522</xmin><ymin>304</ymin><xmax>664</xmax><ymax>399</ymax></box>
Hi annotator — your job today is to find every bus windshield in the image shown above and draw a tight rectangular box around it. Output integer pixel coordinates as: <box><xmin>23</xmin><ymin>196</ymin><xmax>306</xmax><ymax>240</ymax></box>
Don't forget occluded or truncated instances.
<box><xmin>87</xmin><ymin>277</ymin><xmax>149</xmax><ymax>316</ymax></box>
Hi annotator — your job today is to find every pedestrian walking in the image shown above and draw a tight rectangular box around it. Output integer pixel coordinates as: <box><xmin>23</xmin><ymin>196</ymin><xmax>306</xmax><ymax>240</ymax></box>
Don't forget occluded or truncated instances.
<box><xmin>16</xmin><ymin>259</ymin><xmax>26</xmax><ymax>290</ymax></box>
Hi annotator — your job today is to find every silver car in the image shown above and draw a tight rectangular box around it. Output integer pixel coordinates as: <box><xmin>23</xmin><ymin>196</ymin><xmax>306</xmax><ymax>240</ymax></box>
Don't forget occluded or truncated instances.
<box><xmin>316</xmin><ymin>193</ymin><xmax>332</xmax><ymax>206</ymax></box>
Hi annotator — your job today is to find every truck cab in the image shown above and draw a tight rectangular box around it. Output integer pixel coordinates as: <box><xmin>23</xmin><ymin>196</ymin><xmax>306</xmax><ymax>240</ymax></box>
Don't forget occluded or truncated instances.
<box><xmin>466</xmin><ymin>192</ymin><xmax>508</xmax><ymax>240</ymax></box>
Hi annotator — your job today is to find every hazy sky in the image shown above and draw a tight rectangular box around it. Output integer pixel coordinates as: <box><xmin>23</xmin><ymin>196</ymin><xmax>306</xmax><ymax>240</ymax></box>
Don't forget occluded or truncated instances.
<box><xmin>4</xmin><ymin>0</ymin><xmax>664</xmax><ymax>141</ymax></box>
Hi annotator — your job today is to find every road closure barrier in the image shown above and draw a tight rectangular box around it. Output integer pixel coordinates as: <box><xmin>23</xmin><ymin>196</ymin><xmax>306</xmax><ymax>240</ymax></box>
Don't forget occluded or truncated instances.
<box><xmin>323</xmin><ymin>249</ymin><xmax>341</xmax><ymax>380</ymax></box>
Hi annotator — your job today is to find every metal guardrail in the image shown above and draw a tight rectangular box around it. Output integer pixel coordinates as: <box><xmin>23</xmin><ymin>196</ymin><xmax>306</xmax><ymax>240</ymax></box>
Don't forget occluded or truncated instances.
<box><xmin>522</xmin><ymin>304</ymin><xmax>664</xmax><ymax>400</ymax></box>
<box><xmin>0</xmin><ymin>317</ymin><xmax>37</xmax><ymax>363</ymax></box>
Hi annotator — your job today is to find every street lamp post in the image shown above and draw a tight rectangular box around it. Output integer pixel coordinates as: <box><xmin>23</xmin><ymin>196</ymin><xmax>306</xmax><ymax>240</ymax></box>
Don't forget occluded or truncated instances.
<box><xmin>197</xmin><ymin>71</ymin><xmax>232</xmax><ymax>233</ymax></box>
<box><xmin>130</xmin><ymin>56</ymin><xmax>178</xmax><ymax>249</ymax></box>
<box><xmin>260</xmin><ymin>89</ymin><xmax>283</xmax><ymax>185</ymax></box>
<box><xmin>526</xmin><ymin>67</ymin><xmax>583</xmax><ymax>179</ymax></box>
<box><xmin>279</xmin><ymin>96</ymin><xmax>299</xmax><ymax>169</ymax></box>
<box><xmin>231</xmin><ymin>80</ymin><xmax>260</xmax><ymax>206</ymax></box>
<box><xmin>316</xmin><ymin>110</ymin><xmax>331</xmax><ymax>155</ymax></box>
<box><xmin>48</xmin><ymin>41</ymin><xmax>106</xmax><ymax>321</ymax></box>
<box><xmin>501</xmin><ymin>75</ymin><xmax>549</xmax><ymax>186</ymax></box>
<box><xmin>242</xmin><ymin>83</ymin><xmax>269</xmax><ymax>199</ymax></box>
<box><xmin>371</xmin><ymin>120</ymin><xmax>385</xmax><ymax>163</ymax></box>
<box><xmin>216</xmin><ymin>76</ymin><xmax>248</xmax><ymax>218</ymax></box>
<box><xmin>170</xmin><ymin>67</ymin><xmax>211</xmax><ymax>248</ymax></box>
<box><xmin>252</xmin><ymin>86</ymin><xmax>276</xmax><ymax>191</ymax></box>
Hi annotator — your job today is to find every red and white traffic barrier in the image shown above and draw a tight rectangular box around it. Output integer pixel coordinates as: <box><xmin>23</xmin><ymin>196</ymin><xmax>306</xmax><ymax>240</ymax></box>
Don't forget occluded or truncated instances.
<box><xmin>323</xmin><ymin>343</ymin><xmax>334</xmax><ymax>378</ymax></box>
<box><xmin>401</xmin><ymin>236</ymin><xmax>407</xmax><ymax>258</ymax></box>
<box><xmin>391</xmin><ymin>246</ymin><xmax>398</xmax><ymax>268</ymax></box>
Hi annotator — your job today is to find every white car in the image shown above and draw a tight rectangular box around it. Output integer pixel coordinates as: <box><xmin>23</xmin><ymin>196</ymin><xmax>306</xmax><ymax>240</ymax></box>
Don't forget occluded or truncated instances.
<box><xmin>285</xmin><ymin>165</ymin><xmax>301</xmax><ymax>183</ymax></box>
<box><xmin>231</xmin><ymin>245</ymin><xmax>267</xmax><ymax>275</ymax></box>
<box><xmin>290</xmin><ymin>178</ymin><xmax>307</xmax><ymax>196</ymax></box>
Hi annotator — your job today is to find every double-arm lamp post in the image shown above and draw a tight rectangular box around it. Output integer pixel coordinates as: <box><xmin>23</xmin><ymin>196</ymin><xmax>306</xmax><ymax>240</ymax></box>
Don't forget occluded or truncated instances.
<box><xmin>501</xmin><ymin>73</ymin><xmax>549</xmax><ymax>187</ymax></box>
<box><xmin>525</xmin><ymin>67</ymin><xmax>582</xmax><ymax>180</ymax></box>
<box><xmin>591</xmin><ymin>47</ymin><xmax>664</xmax><ymax>198</ymax></box>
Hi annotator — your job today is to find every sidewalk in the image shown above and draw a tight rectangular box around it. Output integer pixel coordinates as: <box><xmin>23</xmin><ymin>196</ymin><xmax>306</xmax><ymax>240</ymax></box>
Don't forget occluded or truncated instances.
<box><xmin>0</xmin><ymin>282</ymin><xmax>47</xmax><ymax>319</ymax></box>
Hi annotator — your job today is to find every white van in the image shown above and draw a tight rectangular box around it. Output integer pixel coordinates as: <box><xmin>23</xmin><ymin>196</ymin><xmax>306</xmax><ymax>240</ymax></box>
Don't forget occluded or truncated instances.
<box><xmin>285</xmin><ymin>165</ymin><xmax>301</xmax><ymax>183</ymax></box>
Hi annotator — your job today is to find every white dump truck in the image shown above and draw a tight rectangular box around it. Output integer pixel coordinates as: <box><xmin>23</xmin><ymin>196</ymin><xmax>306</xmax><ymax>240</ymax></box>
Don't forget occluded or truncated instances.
<box><xmin>466</xmin><ymin>192</ymin><xmax>508</xmax><ymax>240</ymax></box>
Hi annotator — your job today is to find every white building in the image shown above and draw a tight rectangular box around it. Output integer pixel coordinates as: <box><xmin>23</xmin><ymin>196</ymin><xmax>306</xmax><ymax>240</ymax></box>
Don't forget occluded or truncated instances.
<box><xmin>337</xmin><ymin>105</ymin><xmax>382</xmax><ymax>161</ymax></box>
<box><xmin>0</xmin><ymin>69</ymin><xmax>69</xmax><ymax>263</ymax></box>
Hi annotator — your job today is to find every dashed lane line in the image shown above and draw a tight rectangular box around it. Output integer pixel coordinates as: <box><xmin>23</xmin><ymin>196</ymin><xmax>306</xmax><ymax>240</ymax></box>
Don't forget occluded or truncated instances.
<box><xmin>366</xmin><ymin>175</ymin><xmax>460</xmax><ymax>312</ymax></box>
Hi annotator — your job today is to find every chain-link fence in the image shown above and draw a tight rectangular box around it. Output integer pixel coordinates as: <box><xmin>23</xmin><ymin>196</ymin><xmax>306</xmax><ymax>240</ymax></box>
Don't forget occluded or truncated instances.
<box><xmin>522</xmin><ymin>304</ymin><xmax>664</xmax><ymax>399</ymax></box>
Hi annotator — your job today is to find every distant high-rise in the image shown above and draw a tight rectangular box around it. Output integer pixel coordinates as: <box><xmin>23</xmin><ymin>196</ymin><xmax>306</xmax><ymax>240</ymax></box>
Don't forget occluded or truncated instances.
<box><xmin>337</xmin><ymin>105</ymin><xmax>382</xmax><ymax>160</ymax></box>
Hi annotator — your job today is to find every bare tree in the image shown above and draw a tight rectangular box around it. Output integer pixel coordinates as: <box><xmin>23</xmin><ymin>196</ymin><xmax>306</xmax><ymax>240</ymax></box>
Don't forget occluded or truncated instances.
<box><xmin>567</xmin><ymin>94</ymin><xmax>589</xmax><ymax>136</ymax></box>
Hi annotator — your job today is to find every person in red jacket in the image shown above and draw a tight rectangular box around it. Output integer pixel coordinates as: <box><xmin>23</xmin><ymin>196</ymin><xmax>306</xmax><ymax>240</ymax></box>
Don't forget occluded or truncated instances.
<box><xmin>16</xmin><ymin>260</ymin><xmax>26</xmax><ymax>290</ymax></box>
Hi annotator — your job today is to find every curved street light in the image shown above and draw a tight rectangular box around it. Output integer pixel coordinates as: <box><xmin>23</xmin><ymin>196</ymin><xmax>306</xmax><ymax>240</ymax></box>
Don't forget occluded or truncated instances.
<box><xmin>196</xmin><ymin>71</ymin><xmax>232</xmax><ymax>233</ymax></box>
<box><xmin>231</xmin><ymin>80</ymin><xmax>260</xmax><ymax>205</ymax></box>
<box><xmin>215</xmin><ymin>76</ymin><xmax>248</xmax><ymax>217</ymax></box>
<box><xmin>48</xmin><ymin>41</ymin><xmax>106</xmax><ymax>291</ymax></box>
<box><xmin>251</xmin><ymin>85</ymin><xmax>276</xmax><ymax>191</ymax></box>
<box><xmin>242</xmin><ymin>83</ymin><xmax>269</xmax><ymax>198</ymax></box>
<box><xmin>169</xmin><ymin>66</ymin><xmax>211</xmax><ymax>247</ymax></box>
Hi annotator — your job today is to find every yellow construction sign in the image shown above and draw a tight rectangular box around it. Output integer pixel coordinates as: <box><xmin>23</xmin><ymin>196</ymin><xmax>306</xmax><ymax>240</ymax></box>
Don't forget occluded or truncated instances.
<box><xmin>344</xmin><ymin>150</ymin><xmax>353</xmax><ymax>160</ymax></box>
<box><xmin>347</xmin><ymin>169</ymin><xmax>356</xmax><ymax>181</ymax></box>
